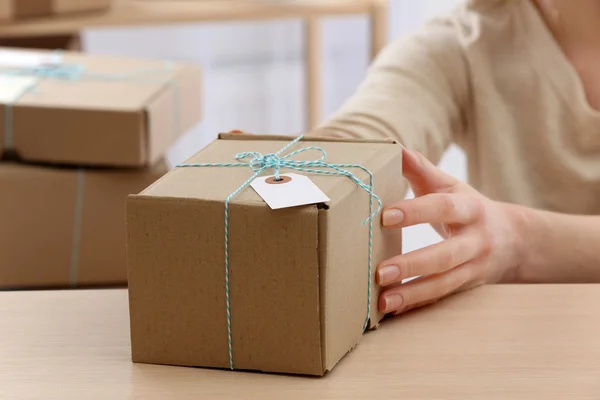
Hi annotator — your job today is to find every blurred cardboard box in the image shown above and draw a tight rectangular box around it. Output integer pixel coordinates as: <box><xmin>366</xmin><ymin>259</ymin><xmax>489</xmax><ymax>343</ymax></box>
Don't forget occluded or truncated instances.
<box><xmin>0</xmin><ymin>48</ymin><xmax>202</xmax><ymax>167</ymax></box>
<box><xmin>0</xmin><ymin>161</ymin><xmax>167</xmax><ymax>289</ymax></box>
<box><xmin>0</xmin><ymin>34</ymin><xmax>82</xmax><ymax>51</ymax></box>
<box><xmin>0</xmin><ymin>0</ymin><xmax>110</xmax><ymax>21</ymax></box>
<box><xmin>126</xmin><ymin>134</ymin><xmax>403</xmax><ymax>376</ymax></box>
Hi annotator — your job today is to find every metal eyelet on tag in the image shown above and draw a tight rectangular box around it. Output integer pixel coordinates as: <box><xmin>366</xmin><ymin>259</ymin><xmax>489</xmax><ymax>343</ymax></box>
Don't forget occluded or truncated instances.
<box><xmin>266</xmin><ymin>175</ymin><xmax>292</xmax><ymax>185</ymax></box>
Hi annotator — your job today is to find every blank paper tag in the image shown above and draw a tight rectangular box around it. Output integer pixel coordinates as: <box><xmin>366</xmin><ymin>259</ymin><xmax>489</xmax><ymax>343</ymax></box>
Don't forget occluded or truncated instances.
<box><xmin>0</xmin><ymin>76</ymin><xmax>38</xmax><ymax>104</ymax></box>
<box><xmin>250</xmin><ymin>173</ymin><xmax>330</xmax><ymax>210</ymax></box>
<box><xmin>0</xmin><ymin>50</ymin><xmax>62</xmax><ymax>69</ymax></box>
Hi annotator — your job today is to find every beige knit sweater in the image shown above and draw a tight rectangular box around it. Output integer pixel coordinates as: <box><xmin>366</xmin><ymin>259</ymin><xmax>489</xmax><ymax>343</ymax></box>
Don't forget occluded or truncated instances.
<box><xmin>319</xmin><ymin>0</ymin><xmax>600</xmax><ymax>215</ymax></box>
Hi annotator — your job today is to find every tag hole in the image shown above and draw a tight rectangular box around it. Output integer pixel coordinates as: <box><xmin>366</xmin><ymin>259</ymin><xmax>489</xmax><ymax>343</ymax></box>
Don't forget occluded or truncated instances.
<box><xmin>317</xmin><ymin>203</ymin><xmax>330</xmax><ymax>210</ymax></box>
<box><xmin>266</xmin><ymin>176</ymin><xmax>292</xmax><ymax>185</ymax></box>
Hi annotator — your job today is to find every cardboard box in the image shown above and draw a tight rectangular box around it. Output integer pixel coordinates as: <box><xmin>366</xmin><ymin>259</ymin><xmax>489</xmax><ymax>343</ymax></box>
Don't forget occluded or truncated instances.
<box><xmin>0</xmin><ymin>48</ymin><xmax>202</xmax><ymax>167</ymax></box>
<box><xmin>127</xmin><ymin>134</ymin><xmax>404</xmax><ymax>376</ymax></box>
<box><xmin>0</xmin><ymin>0</ymin><xmax>110</xmax><ymax>21</ymax></box>
<box><xmin>0</xmin><ymin>34</ymin><xmax>82</xmax><ymax>51</ymax></box>
<box><xmin>0</xmin><ymin>161</ymin><xmax>167</xmax><ymax>289</ymax></box>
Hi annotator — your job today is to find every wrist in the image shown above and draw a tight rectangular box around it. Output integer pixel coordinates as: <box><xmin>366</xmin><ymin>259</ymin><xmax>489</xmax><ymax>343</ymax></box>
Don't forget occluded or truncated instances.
<box><xmin>508</xmin><ymin>204</ymin><xmax>548</xmax><ymax>283</ymax></box>
<box><xmin>492</xmin><ymin>203</ymin><xmax>528</xmax><ymax>283</ymax></box>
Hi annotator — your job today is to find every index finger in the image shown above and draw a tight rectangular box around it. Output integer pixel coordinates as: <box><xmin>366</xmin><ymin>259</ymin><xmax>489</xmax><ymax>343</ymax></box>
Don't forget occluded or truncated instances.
<box><xmin>382</xmin><ymin>192</ymin><xmax>482</xmax><ymax>228</ymax></box>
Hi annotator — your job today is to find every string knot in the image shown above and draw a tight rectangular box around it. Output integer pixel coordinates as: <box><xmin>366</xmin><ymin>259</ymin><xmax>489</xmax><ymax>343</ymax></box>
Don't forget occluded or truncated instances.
<box><xmin>237</xmin><ymin>151</ymin><xmax>287</xmax><ymax>179</ymax></box>
<box><xmin>261</xmin><ymin>153</ymin><xmax>282</xmax><ymax>168</ymax></box>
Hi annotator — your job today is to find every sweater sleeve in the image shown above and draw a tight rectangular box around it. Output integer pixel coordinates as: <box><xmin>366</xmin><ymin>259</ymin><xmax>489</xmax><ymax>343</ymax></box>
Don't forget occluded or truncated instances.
<box><xmin>317</xmin><ymin>15</ymin><xmax>471</xmax><ymax>166</ymax></box>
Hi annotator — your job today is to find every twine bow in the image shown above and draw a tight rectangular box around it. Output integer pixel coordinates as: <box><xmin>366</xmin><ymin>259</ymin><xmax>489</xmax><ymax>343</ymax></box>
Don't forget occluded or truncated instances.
<box><xmin>177</xmin><ymin>135</ymin><xmax>383</xmax><ymax>370</ymax></box>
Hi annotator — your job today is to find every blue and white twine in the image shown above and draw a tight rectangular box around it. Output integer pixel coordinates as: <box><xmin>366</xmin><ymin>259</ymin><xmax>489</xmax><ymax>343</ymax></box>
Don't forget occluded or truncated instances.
<box><xmin>177</xmin><ymin>135</ymin><xmax>383</xmax><ymax>370</ymax></box>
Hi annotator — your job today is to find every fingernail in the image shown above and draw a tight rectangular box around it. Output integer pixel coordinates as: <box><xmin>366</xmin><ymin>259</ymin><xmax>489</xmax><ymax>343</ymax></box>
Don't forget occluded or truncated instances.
<box><xmin>383</xmin><ymin>294</ymin><xmax>404</xmax><ymax>313</ymax></box>
<box><xmin>382</xmin><ymin>209</ymin><xmax>404</xmax><ymax>226</ymax></box>
<box><xmin>377</xmin><ymin>265</ymin><xmax>401</xmax><ymax>285</ymax></box>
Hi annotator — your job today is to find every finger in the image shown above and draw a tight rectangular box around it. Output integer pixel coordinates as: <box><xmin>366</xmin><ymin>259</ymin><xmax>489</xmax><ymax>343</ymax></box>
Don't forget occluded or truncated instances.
<box><xmin>394</xmin><ymin>296</ymin><xmax>441</xmax><ymax>315</ymax></box>
<box><xmin>379</xmin><ymin>278</ymin><xmax>440</xmax><ymax>316</ymax></box>
<box><xmin>228</xmin><ymin>129</ymin><xmax>246</xmax><ymax>135</ymax></box>
<box><xmin>402</xmin><ymin>148</ymin><xmax>459</xmax><ymax>196</ymax></box>
<box><xmin>382</xmin><ymin>192</ymin><xmax>482</xmax><ymax>228</ymax></box>
<box><xmin>377</xmin><ymin>233</ymin><xmax>483</xmax><ymax>286</ymax></box>
<box><xmin>378</xmin><ymin>262</ymin><xmax>476</xmax><ymax>314</ymax></box>
<box><xmin>390</xmin><ymin>270</ymin><xmax>480</xmax><ymax>315</ymax></box>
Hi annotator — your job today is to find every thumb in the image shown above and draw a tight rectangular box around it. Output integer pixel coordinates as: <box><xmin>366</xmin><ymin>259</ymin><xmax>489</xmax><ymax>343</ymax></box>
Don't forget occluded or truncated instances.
<box><xmin>402</xmin><ymin>148</ymin><xmax>459</xmax><ymax>196</ymax></box>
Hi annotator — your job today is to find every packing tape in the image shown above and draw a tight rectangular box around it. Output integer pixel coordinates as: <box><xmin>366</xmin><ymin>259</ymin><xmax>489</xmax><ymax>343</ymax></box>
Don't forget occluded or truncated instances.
<box><xmin>176</xmin><ymin>135</ymin><xmax>384</xmax><ymax>370</ymax></box>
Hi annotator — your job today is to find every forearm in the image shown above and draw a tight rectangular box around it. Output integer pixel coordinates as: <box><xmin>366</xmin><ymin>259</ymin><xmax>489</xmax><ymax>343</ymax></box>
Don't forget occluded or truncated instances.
<box><xmin>515</xmin><ymin>206</ymin><xmax>600</xmax><ymax>283</ymax></box>
<box><xmin>314</xmin><ymin>17</ymin><xmax>469</xmax><ymax>165</ymax></box>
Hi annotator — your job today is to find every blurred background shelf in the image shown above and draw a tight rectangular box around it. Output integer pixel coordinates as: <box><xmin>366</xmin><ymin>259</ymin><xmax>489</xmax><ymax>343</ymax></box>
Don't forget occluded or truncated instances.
<box><xmin>0</xmin><ymin>0</ymin><xmax>388</xmax><ymax>130</ymax></box>
<box><xmin>0</xmin><ymin>0</ymin><xmax>384</xmax><ymax>37</ymax></box>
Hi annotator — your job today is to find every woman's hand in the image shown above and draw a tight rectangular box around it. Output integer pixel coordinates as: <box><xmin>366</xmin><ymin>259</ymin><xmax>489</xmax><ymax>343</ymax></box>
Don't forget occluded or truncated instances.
<box><xmin>377</xmin><ymin>148</ymin><xmax>526</xmax><ymax>315</ymax></box>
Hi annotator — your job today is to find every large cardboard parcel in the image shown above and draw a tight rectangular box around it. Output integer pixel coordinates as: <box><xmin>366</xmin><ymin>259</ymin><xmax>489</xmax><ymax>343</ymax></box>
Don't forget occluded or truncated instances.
<box><xmin>0</xmin><ymin>48</ymin><xmax>202</xmax><ymax>167</ymax></box>
<box><xmin>0</xmin><ymin>0</ymin><xmax>110</xmax><ymax>21</ymax></box>
<box><xmin>0</xmin><ymin>162</ymin><xmax>167</xmax><ymax>289</ymax></box>
<box><xmin>127</xmin><ymin>134</ymin><xmax>404</xmax><ymax>376</ymax></box>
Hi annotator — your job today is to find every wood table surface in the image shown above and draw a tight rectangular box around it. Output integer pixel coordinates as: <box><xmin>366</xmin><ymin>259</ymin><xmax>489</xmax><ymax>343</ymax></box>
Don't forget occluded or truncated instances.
<box><xmin>2</xmin><ymin>284</ymin><xmax>599</xmax><ymax>399</ymax></box>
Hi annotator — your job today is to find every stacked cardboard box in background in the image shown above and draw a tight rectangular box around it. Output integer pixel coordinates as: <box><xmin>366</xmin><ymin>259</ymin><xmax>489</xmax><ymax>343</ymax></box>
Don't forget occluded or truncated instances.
<box><xmin>0</xmin><ymin>48</ymin><xmax>202</xmax><ymax>289</ymax></box>
<box><xmin>0</xmin><ymin>0</ymin><xmax>111</xmax><ymax>22</ymax></box>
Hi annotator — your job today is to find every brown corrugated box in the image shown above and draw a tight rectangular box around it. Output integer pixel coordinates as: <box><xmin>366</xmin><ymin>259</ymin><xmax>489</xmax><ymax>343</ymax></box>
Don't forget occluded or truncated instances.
<box><xmin>0</xmin><ymin>48</ymin><xmax>202</xmax><ymax>167</ymax></box>
<box><xmin>0</xmin><ymin>34</ymin><xmax>83</xmax><ymax>51</ymax></box>
<box><xmin>0</xmin><ymin>0</ymin><xmax>110</xmax><ymax>21</ymax></box>
<box><xmin>126</xmin><ymin>134</ymin><xmax>404</xmax><ymax>376</ymax></box>
<box><xmin>0</xmin><ymin>161</ymin><xmax>167</xmax><ymax>289</ymax></box>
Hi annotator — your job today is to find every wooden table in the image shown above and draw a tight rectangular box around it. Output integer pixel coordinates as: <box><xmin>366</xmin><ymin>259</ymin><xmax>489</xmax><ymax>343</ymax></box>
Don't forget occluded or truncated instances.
<box><xmin>2</xmin><ymin>285</ymin><xmax>599</xmax><ymax>399</ymax></box>
<box><xmin>0</xmin><ymin>0</ymin><xmax>389</xmax><ymax>129</ymax></box>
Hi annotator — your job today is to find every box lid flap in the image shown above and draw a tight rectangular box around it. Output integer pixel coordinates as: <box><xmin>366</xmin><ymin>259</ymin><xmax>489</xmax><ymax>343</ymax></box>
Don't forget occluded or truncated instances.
<box><xmin>141</xmin><ymin>134</ymin><xmax>399</xmax><ymax>205</ymax></box>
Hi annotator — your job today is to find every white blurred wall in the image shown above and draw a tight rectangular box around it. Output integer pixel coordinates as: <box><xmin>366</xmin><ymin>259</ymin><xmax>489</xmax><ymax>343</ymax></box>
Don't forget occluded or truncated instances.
<box><xmin>83</xmin><ymin>0</ymin><xmax>463</xmax><ymax>252</ymax></box>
